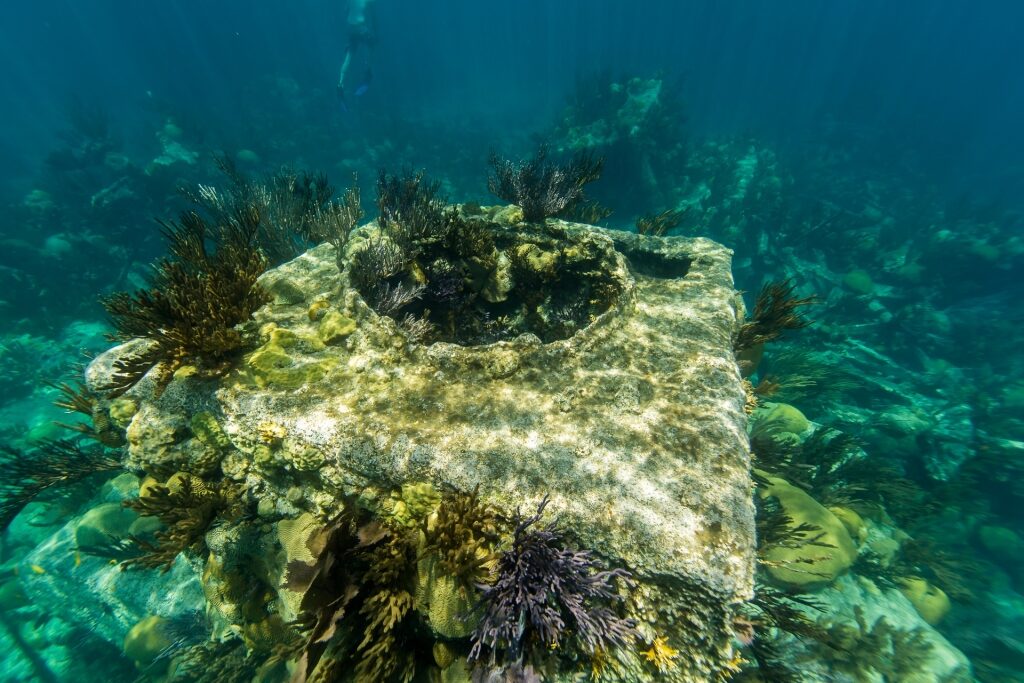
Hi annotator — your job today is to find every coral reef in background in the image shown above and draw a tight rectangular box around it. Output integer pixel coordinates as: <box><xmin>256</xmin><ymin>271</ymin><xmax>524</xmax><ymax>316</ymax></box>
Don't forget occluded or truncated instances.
<box><xmin>554</xmin><ymin>74</ymin><xmax>689</xmax><ymax>218</ymax></box>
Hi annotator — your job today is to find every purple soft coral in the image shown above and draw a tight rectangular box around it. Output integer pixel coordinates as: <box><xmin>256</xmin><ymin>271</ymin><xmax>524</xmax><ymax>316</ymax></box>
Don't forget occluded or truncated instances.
<box><xmin>469</xmin><ymin>496</ymin><xmax>637</xmax><ymax>675</ymax></box>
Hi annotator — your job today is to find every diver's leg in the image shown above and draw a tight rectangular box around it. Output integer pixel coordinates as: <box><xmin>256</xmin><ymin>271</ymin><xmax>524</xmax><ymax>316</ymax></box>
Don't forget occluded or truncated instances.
<box><xmin>339</xmin><ymin>48</ymin><xmax>353</xmax><ymax>90</ymax></box>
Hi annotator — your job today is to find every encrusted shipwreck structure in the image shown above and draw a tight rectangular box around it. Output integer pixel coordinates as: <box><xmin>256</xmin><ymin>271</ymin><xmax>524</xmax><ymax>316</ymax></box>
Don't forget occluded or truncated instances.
<box><xmin>86</xmin><ymin>205</ymin><xmax>754</xmax><ymax>681</ymax></box>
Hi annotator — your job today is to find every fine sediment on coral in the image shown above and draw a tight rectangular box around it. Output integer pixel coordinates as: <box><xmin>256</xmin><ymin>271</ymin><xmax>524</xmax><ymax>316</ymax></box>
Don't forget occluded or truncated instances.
<box><xmin>88</xmin><ymin>210</ymin><xmax>754</xmax><ymax>681</ymax></box>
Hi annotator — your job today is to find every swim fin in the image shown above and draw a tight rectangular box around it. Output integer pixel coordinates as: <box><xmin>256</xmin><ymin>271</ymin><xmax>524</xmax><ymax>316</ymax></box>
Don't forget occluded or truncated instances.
<box><xmin>354</xmin><ymin>69</ymin><xmax>373</xmax><ymax>97</ymax></box>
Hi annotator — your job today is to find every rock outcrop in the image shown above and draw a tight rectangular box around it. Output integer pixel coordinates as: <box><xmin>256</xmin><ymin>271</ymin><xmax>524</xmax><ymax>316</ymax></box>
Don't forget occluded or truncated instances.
<box><xmin>89</xmin><ymin>211</ymin><xmax>755</xmax><ymax>681</ymax></box>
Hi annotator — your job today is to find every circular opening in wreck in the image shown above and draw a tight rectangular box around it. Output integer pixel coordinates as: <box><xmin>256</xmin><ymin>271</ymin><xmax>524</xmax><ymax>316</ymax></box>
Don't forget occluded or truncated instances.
<box><xmin>348</xmin><ymin>218</ymin><xmax>625</xmax><ymax>345</ymax></box>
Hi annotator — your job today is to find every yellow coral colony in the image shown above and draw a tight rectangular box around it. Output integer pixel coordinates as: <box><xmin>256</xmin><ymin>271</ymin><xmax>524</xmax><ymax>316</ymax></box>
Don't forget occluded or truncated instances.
<box><xmin>643</xmin><ymin>635</ymin><xmax>680</xmax><ymax>673</ymax></box>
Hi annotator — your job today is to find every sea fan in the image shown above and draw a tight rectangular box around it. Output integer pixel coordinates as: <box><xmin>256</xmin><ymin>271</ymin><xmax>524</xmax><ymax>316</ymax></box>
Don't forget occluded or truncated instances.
<box><xmin>488</xmin><ymin>146</ymin><xmax>604</xmax><ymax>224</ymax></box>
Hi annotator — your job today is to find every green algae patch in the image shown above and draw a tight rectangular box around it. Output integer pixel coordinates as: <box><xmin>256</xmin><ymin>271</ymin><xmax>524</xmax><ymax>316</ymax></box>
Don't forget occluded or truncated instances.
<box><xmin>245</xmin><ymin>328</ymin><xmax>338</xmax><ymax>389</ymax></box>
<box><xmin>318</xmin><ymin>310</ymin><xmax>357</xmax><ymax>344</ymax></box>
<box><xmin>190</xmin><ymin>411</ymin><xmax>232</xmax><ymax>451</ymax></box>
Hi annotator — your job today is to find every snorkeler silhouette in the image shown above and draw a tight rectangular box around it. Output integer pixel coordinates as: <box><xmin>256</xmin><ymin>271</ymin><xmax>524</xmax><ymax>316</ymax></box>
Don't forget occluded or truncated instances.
<box><xmin>338</xmin><ymin>0</ymin><xmax>378</xmax><ymax>111</ymax></box>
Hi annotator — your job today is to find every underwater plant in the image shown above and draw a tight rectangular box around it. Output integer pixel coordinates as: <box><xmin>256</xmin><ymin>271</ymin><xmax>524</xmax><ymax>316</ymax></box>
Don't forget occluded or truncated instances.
<box><xmin>825</xmin><ymin>606</ymin><xmax>935</xmax><ymax>681</ymax></box>
<box><xmin>183</xmin><ymin>155</ymin><xmax>349</xmax><ymax>266</ymax></box>
<box><xmin>0</xmin><ymin>338</ymin><xmax>51</xmax><ymax>399</ymax></box>
<box><xmin>742</xmin><ymin>582</ymin><xmax>831</xmax><ymax>682</ymax></box>
<box><xmin>344</xmin><ymin>165</ymin><xmax>625</xmax><ymax>345</ymax></box>
<box><xmin>488</xmin><ymin>145</ymin><xmax>605</xmax><ymax>224</ymax></box>
<box><xmin>121</xmin><ymin>475</ymin><xmax>245</xmax><ymax>571</ymax></box>
<box><xmin>468</xmin><ymin>496</ymin><xmax>636</xmax><ymax>678</ymax></box>
<box><xmin>753</xmin><ymin>425</ymin><xmax>933</xmax><ymax>522</ymax></box>
<box><xmin>754</xmin><ymin>347</ymin><xmax>862</xmax><ymax>407</ymax></box>
<box><xmin>284</xmin><ymin>512</ymin><xmax>363</xmax><ymax>680</ymax></box>
<box><xmin>738</xmin><ymin>476</ymin><xmax>844</xmax><ymax>682</ymax></box>
<box><xmin>285</xmin><ymin>510</ymin><xmax>421</xmax><ymax>683</ymax></box>
<box><xmin>48</xmin><ymin>380</ymin><xmax>126</xmax><ymax>447</ymax></box>
<box><xmin>562</xmin><ymin>198</ymin><xmax>613</xmax><ymax>225</ymax></box>
<box><xmin>754</xmin><ymin>494</ymin><xmax>835</xmax><ymax>567</ymax></box>
<box><xmin>734</xmin><ymin>279</ymin><xmax>816</xmax><ymax>353</ymax></box>
<box><xmin>347</xmin><ymin>232</ymin><xmax>413</xmax><ymax>306</ymax></box>
<box><xmin>353</xmin><ymin>530</ymin><xmax>418</xmax><ymax>682</ymax></box>
<box><xmin>0</xmin><ymin>440</ymin><xmax>121</xmax><ymax>530</ymax></box>
<box><xmin>346</xmin><ymin>170</ymin><xmax>462</xmax><ymax>322</ymax></box>
<box><xmin>377</xmin><ymin>168</ymin><xmax>463</xmax><ymax>251</ymax></box>
<box><xmin>317</xmin><ymin>182</ymin><xmax>364</xmax><ymax>262</ymax></box>
<box><xmin>101</xmin><ymin>205</ymin><xmax>268</xmax><ymax>396</ymax></box>
<box><xmin>635</xmin><ymin>207</ymin><xmax>690</xmax><ymax>237</ymax></box>
<box><xmin>169</xmin><ymin>637</ymin><xmax>259</xmax><ymax>683</ymax></box>
<box><xmin>422</xmin><ymin>485</ymin><xmax>500</xmax><ymax>587</ymax></box>
<box><xmin>892</xmin><ymin>537</ymin><xmax>982</xmax><ymax>603</ymax></box>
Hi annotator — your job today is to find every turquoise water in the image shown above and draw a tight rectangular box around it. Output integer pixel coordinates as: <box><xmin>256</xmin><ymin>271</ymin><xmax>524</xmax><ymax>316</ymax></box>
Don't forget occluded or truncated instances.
<box><xmin>0</xmin><ymin>2</ymin><xmax>1022</xmax><ymax>681</ymax></box>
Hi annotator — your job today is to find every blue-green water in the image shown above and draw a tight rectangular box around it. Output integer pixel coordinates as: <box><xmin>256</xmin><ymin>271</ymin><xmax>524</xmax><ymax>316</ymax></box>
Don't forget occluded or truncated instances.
<box><xmin>0</xmin><ymin>2</ymin><xmax>1021</xmax><ymax>681</ymax></box>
